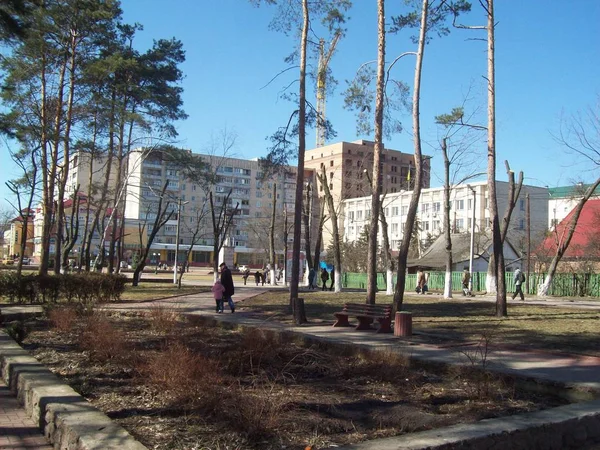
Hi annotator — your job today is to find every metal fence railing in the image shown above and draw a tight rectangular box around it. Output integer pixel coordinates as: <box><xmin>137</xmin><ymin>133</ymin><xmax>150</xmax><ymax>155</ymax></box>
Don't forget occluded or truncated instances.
<box><xmin>341</xmin><ymin>271</ymin><xmax>600</xmax><ymax>298</ymax></box>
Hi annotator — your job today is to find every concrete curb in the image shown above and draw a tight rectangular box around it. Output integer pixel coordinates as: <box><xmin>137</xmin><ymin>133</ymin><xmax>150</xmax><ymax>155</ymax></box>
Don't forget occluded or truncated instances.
<box><xmin>0</xmin><ymin>331</ymin><xmax>147</xmax><ymax>450</ymax></box>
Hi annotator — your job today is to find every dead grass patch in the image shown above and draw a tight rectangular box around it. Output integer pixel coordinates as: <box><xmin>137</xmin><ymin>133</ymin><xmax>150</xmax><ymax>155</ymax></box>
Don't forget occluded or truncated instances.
<box><xmin>21</xmin><ymin>312</ymin><xmax>568</xmax><ymax>450</ymax></box>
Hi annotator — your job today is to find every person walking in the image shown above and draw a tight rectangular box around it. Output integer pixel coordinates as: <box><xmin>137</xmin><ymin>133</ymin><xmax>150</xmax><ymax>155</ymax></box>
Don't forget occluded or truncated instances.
<box><xmin>512</xmin><ymin>268</ymin><xmax>525</xmax><ymax>301</ymax></box>
<box><xmin>320</xmin><ymin>268</ymin><xmax>329</xmax><ymax>291</ymax></box>
<box><xmin>211</xmin><ymin>279</ymin><xmax>226</xmax><ymax>313</ymax></box>
<box><xmin>242</xmin><ymin>268</ymin><xmax>250</xmax><ymax>285</ymax></box>
<box><xmin>308</xmin><ymin>267</ymin><xmax>316</xmax><ymax>289</ymax></box>
<box><xmin>461</xmin><ymin>268</ymin><xmax>471</xmax><ymax>296</ymax></box>
<box><xmin>219</xmin><ymin>262</ymin><xmax>236</xmax><ymax>313</ymax></box>
<box><xmin>254</xmin><ymin>270</ymin><xmax>261</xmax><ymax>286</ymax></box>
<box><xmin>329</xmin><ymin>266</ymin><xmax>335</xmax><ymax>291</ymax></box>
<box><xmin>416</xmin><ymin>268</ymin><xmax>426</xmax><ymax>294</ymax></box>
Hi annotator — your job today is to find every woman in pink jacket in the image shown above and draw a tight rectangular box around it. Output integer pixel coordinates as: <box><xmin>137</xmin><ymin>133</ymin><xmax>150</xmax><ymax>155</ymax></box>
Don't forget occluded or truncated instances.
<box><xmin>211</xmin><ymin>279</ymin><xmax>226</xmax><ymax>313</ymax></box>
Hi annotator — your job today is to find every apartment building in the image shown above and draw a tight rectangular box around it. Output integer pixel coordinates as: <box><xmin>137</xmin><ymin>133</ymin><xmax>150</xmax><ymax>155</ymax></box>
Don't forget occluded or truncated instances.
<box><xmin>342</xmin><ymin>181</ymin><xmax>549</xmax><ymax>254</ymax></box>
<box><xmin>304</xmin><ymin>140</ymin><xmax>431</xmax><ymax>203</ymax></box>
<box><xmin>124</xmin><ymin>148</ymin><xmax>318</xmax><ymax>267</ymax></box>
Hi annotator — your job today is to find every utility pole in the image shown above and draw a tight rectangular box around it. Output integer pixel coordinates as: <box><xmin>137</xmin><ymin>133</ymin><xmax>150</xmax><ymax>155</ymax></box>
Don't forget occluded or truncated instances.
<box><xmin>526</xmin><ymin>192</ymin><xmax>530</xmax><ymax>293</ymax></box>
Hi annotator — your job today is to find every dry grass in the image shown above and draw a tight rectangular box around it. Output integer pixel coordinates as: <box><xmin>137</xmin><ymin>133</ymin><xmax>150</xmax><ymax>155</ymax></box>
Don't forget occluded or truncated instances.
<box><xmin>238</xmin><ymin>291</ymin><xmax>600</xmax><ymax>356</ymax></box>
<box><xmin>22</xmin><ymin>311</ymin><xmax>567</xmax><ymax>450</ymax></box>
<box><xmin>145</xmin><ymin>302</ymin><xmax>182</xmax><ymax>333</ymax></box>
<box><xmin>47</xmin><ymin>305</ymin><xmax>79</xmax><ymax>332</ymax></box>
<box><xmin>120</xmin><ymin>283</ymin><xmax>207</xmax><ymax>301</ymax></box>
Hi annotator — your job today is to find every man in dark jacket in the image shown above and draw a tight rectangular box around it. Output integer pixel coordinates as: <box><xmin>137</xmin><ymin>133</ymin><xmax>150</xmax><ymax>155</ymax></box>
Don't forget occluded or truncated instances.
<box><xmin>219</xmin><ymin>262</ymin><xmax>235</xmax><ymax>313</ymax></box>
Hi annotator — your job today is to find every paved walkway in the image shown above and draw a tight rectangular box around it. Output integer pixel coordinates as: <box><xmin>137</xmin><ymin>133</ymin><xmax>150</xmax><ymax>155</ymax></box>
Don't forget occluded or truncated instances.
<box><xmin>1</xmin><ymin>286</ymin><xmax>600</xmax><ymax>448</ymax></box>
<box><xmin>0</xmin><ymin>380</ymin><xmax>52</xmax><ymax>450</ymax></box>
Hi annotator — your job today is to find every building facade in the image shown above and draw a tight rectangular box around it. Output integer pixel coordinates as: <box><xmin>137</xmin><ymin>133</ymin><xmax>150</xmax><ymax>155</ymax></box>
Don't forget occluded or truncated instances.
<box><xmin>124</xmin><ymin>148</ymin><xmax>318</xmax><ymax>267</ymax></box>
<box><xmin>341</xmin><ymin>181</ymin><xmax>549</xmax><ymax>257</ymax></box>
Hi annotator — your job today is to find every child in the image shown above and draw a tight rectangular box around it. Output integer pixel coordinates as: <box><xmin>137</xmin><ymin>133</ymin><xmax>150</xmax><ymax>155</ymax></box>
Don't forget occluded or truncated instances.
<box><xmin>211</xmin><ymin>279</ymin><xmax>226</xmax><ymax>313</ymax></box>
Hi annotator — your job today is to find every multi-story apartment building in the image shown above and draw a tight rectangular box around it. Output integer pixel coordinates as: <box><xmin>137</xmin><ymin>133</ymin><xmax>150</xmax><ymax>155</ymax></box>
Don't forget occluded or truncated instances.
<box><xmin>304</xmin><ymin>140</ymin><xmax>431</xmax><ymax>247</ymax></box>
<box><xmin>124</xmin><ymin>148</ymin><xmax>318</xmax><ymax>267</ymax></box>
<box><xmin>304</xmin><ymin>140</ymin><xmax>431</xmax><ymax>203</ymax></box>
<box><xmin>342</xmin><ymin>181</ymin><xmax>549</xmax><ymax>255</ymax></box>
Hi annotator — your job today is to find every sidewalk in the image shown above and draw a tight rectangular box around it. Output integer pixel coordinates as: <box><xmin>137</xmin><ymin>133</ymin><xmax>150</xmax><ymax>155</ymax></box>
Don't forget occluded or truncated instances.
<box><xmin>0</xmin><ymin>380</ymin><xmax>52</xmax><ymax>450</ymax></box>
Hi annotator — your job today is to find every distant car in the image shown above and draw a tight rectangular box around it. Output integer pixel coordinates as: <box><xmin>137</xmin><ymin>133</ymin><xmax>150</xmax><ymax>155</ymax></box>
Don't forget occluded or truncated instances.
<box><xmin>238</xmin><ymin>265</ymin><xmax>248</xmax><ymax>273</ymax></box>
<box><xmin>21</xmin><ymin>257</ymin><xmax>30</xmax><ymax>265</ymax></box>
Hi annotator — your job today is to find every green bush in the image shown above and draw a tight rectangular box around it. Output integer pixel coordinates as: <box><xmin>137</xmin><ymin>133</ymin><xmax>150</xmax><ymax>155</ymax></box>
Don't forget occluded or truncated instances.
<box><xmin>0</xmin><ymin>272</ymin><xmax>128</xmax><ymax>305</ymax></box>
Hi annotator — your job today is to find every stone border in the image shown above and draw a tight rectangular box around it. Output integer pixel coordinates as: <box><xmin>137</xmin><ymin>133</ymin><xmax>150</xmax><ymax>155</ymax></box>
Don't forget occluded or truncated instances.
<box><xmin>0</xmin><ymin>331</ymin><xmax>147</xmax><ymax>450</ymax></box>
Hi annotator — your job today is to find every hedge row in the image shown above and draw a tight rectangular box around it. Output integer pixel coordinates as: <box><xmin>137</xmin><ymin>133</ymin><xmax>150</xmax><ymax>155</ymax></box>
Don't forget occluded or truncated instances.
<box><xmin>0</xmin><ymin>272</ymin><xmax>128</xmax><ymax>304</ymax></box>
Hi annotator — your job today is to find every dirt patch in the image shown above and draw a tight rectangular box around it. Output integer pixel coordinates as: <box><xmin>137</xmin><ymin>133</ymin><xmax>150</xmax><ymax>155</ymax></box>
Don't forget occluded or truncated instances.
<box><xmin>17</xmin><ymin>309</ymin><xmax>567</xmax><ymax>450</ymax></box>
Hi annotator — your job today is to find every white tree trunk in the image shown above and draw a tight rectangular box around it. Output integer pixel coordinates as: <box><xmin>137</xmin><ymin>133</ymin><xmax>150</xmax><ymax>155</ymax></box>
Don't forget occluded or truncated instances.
<box><xmin>386</xmin><ymin>269</ymin><xmax>394</xmax><ymax>295</ymax></box>
<box><xmin>270</xmin><ymin>268</ymin><xmax>277</xmax><ymax>286</ymax></box>
<box><xmin>486</xmin><ymin>274</ymin><xmax>497</xmax><ymax>294</ymax></box>
<box><xmin>444</xmin><ymin>270</ymin><xmax>452</xmax><ymax>299</ymax></box>
<box><xmin>334</xmin><ymin>268</ymin><xmax>341</xmax><ymax>293</ymax></box>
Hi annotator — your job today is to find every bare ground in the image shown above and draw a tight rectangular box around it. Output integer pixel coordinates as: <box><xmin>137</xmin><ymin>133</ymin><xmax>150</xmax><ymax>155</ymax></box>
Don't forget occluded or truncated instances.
<box><xmin>16</xmin><ymin>308</ymin><xmax>567</xmax><ymax>450</ymax></box>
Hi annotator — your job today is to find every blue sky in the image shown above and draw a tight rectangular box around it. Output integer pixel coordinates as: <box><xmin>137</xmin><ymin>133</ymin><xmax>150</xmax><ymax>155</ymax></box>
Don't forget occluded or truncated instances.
<box><xmin>1</xmin><ymin>0</ymin><xmax>599</xmax><ymax>210</ymax></box>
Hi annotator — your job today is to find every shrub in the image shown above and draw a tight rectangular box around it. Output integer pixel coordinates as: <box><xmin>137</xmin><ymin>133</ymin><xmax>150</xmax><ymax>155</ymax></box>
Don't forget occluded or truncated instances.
<box><xmin>78</xmin><ymin>312</ymin><xmax>128</xmax><ymax>362</ymax></box>
<box><xmin>47</xmin><ymin>305</ymin><xmax>79</xmax><ymax>332</ymax></box>
<box><xmin>140</xmin><ymin>341</ymin><xmax>224</xmax><ymax>408</ymax></box>
<box><xmin>146</xmin><ymin>303</ymin><xmax>181</xmax><ymax>334</ymax></box>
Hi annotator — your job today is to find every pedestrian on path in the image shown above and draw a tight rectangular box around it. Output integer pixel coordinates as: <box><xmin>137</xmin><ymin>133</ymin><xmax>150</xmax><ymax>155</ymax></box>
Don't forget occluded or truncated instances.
<box><xmin>512</xmin><ymin>268</ymin><xmax>525</xmax><ymax>301</ymax></box>
<box><xmin>219</xmin><ymin>262</ymin><xmax>236</xmax><ymax>313</ymax></box>
<box><xmin>462</xmin><ymin>268</ymin><xmax>471</xmax><ymax>296</ymax></box>
<box><xmin>211</xmin><ymin>279</ymin><xmax>225</xmax><ymax>313</ymax></box>
<box><xmin>320</xmin><ymin>268</ymin><xmax>329</xmax><ymax>291</ymax></box>
<box><xmin>329</xmin><ymin>266</ymin><xmax>335</xmax><ymax>291</ymax></box>
<box><xmin>308</xmin><ymin>267</ymin><xmax>316</xmax><ymax>289</ymax></box>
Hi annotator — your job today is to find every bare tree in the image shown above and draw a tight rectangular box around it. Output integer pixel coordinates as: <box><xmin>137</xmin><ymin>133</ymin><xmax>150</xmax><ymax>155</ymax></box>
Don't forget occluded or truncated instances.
<box><xmin>176</xmin><ymin>201</ymin><xmax>210</xmax><ymax>288</ymax></box>
<box><xmin>132</xmin><ymin>181</ymin><xmax>174</xmax><ymax>286</ymax></box>
<box><xmin>538</xmin><ymin>99</ymin><xmax>600</xmax><ymax>295</ymax></box>
<box><xmin>209</xmin><ymin>190</ymin><xmax>239</xmax><ymax>282</ymax></box>
<box><xmin>316</xmin><ymin>166</ymin><xmax>342</xmax><ymax>292</ymax></box>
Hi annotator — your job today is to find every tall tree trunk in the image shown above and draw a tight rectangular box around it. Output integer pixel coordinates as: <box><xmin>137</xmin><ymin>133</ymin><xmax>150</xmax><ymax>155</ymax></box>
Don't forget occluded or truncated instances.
<box><xmin>303</xmin><ymin>182</ymin><xmax>313</xmax><ymax>270</ymax></box>
<box><xmin>269</xmin><ymin>183</ymin><xmax>277</xmax><ymax>285</ymax></box>
<box><xmin>290</xmin><ymin>0</ymin><xmax>309</xmax><ymax>318</ymax></box>
<box><xmin>393</xmin><ymin>0</ymin><xmax>429</xmax><ymax>313</ymax></box>
<box><xmin>442</xmin><ymin>138</ymin><xmax>453</xmax><ymax>298</ymax></box>
<box><xmin>366</xmin><ymin>0</ymin><xmax>386</xmax><ymax>305</ymax></box>
<box><xmin>318</xmin><ymin>167</ymin><xmax>342</xmax><ymax>292</ymax></box>
<box><xmin>312</xmin><ymin>201</ymin><xmax>326</xmax><ymax>271</ymax></box>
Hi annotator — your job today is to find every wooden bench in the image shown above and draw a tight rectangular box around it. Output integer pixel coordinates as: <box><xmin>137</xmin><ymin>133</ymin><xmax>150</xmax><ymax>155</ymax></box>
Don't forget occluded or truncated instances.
<box><xmin>333</xmin><ymin>303</ymin><xmax>393</xmax><ymax>333</ymax></box>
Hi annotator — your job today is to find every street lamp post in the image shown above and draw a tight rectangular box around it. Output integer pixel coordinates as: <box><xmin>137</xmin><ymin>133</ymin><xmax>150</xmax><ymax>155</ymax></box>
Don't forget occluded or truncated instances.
<box><xmin>173</xmin><ymin>199</ymin><xmax>189</xmax><ymax>284</ymax></box>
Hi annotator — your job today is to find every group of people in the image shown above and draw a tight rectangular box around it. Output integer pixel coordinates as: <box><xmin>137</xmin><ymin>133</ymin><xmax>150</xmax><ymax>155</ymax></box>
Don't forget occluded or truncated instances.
<box><xmin>306</xmin><ymin>267</ymin><xmax>334</xmax><ymax>291</ymax></box>
<box><xmin>241</xmin><ymin>266</ymin><xmax>284</xmax><ymax>286</ymax></box>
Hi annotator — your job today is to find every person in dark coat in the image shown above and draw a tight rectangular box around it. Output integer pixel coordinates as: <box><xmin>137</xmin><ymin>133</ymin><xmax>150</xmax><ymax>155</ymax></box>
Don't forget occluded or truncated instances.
<box><xmin>219</xmin><ymin>262</ymin><xmax>235</xmax><ymax>313</ymax></box>
<box><xmin>320</xmin><ymin>268</ymin><xmax>329</xmax><ymax>291</ymax></box>
<box><xmin>329</xmin><ymin>266</ymin><xmax>335</xmax><ymax>291</ymax></box>
<box><xmin>308</xmin><ymin>268</ymin><xmax>316</xmax><ymax>289</ymax></box>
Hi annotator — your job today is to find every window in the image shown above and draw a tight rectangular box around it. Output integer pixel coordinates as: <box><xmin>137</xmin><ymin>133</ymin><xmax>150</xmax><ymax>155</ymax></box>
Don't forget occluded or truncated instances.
<box><xmin>330</xmin><ymin>160</ymin><xmax>334</xmax><ymax>167</ymax></box>
<box><xmin>519</xmin><ymin>218</ymin><xmax>525</xmax><ymax>230</ymax></box>
<box><xmin>348</xmin><ymin>211</ymin><xmax>354</xmax><ymax>221</ymax></box>
<box><xmin>433</xmin><ymin>202</ymin><xmax>441</xmax><ymax>213</ymax></box>
<box><xmin>423</xmin><ymin>221</ymin><xmax>430</xmax><ymax>231</ymax></box>
<box><xmin>520</xmin><ymin>199</ymin><xmax>525</xmax><ymax>211</ymax></box>
<box><xmin>391</xmin><ymin>223</ymin><xmax>399</xmax><ymax>234</ymax></box>
<box><xmin>422</xmin><ymin>203</ymin><xmax>430</xmax><ymax>213</ymax></box>
<box><xmin>256</xmin><ymin>200</ymin><xmax>261</xmax><ymax>208</ymax></box>
<box><xmin>391</xmin><ymin>166</ymin><xmax>398</xmax><ymax>172</ymax></box>
<box><xmin>432</xmin><ymin>221</ymin><xmax>440</xmax><ymax>230</ymax></box>
<box><xmin>392</xmin><ymin>206</ymin><xmax>399</xmax><ymax>216</ymax></box>
<box><xmin>455</xmin><ymin>199</ymin><xmax>464</xmax><ymax>210</ymax></box>
<box><xmin>401</xmin><ymin>205</ymin><xmax>408</xmax><ymax>215</ymax></box>
<box><xmin>330</xmin><ymin>172</ymin><xmax>334</xmax><ymax>179</ymax></box>
<box><xmin>356</xmin><ymin>210</ymin><xmax>363</xmax><ymax>220</ymax></box>
<box><xmin>455</xmin><ymin>218</ymin><xmax>464</xmax><ymax>230</ymax></box>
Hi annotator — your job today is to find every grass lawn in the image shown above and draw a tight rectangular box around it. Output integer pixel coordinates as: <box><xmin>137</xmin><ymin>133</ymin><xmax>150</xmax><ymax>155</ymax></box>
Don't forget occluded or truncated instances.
<box><xmin>239</xmin><ymin>291</ymin><xmax>600</xmax><ymax>357</ymax></box>
<box><xmin>120</xmin><ymin>283</ymin><xmax>209</xmax><ymax>301</ymax></box>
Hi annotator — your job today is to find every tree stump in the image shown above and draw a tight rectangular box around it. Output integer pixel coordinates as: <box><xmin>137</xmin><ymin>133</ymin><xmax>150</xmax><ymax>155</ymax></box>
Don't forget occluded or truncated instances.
<box><xmin>292</xmin><ymin>297</ymin><xmax>307</xmax><ymax>325</ymax></box>
<box><xmin>394</xmin><ymin>311</ymin><xmax>412</xmax><ymax>337</ymax></box>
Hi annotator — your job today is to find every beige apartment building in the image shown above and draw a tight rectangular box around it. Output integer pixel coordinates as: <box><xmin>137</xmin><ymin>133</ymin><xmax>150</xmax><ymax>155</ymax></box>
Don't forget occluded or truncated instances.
<box><xmin>304</xmin><ymin>140</ymin><xmax>431</xmax><ymax>246</ymax></box>
<box><xmin>304</xmin><ymin>140</ymin><xmax>431</xmax><ymax>203</ymax></box>
<box><xmin>124</xmin><ymin>148</ymin><xmax>318</xmax><ymax>267</ymax></box>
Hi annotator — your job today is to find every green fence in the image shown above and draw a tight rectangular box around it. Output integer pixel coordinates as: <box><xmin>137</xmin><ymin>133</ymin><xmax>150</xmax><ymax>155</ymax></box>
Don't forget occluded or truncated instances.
<box><xmin>341</xmin><ymin>271</ymin><xmax>600</xmax><ymax>298</ymax></box>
